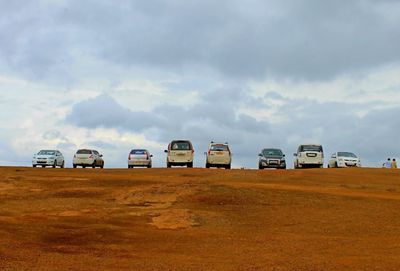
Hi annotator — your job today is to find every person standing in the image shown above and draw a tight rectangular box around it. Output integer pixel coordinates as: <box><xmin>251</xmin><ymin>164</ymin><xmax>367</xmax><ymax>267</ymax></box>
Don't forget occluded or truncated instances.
<box><xmin>385</xmin><ymin>158</ymin><xmax>392</xmax><ymax>168</ymax></box>
<box><xmin>392</xmin><ymin>159</ymin><xmax>397</xmax><ymax>169</ymax></box>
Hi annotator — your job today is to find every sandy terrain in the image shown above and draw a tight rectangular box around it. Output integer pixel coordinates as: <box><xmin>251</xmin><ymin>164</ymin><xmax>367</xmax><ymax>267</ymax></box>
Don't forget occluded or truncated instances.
<box><xmin>1</xmin><ymin>167</ymin><xmax>400</xmax><ymax>270</ymax></box>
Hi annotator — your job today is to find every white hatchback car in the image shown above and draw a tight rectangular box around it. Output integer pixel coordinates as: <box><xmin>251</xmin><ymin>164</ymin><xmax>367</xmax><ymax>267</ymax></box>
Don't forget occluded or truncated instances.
<box><xmin>294</xmin><ymin>144</ymin><xmax>324</xmax><ymax>169</ymax></box>
<box><xmin>328</xmin><ymin>152</ymin><xmax>361</xmax><ymax>168</ymax></box>
<box><xmin>73</xmin><ymin>149</ymin><xmax>104</xmax><ymax>169</ymax></box>
<box><xmin>205</xmin><ymin>142</ymin><xmax>232</xmax><ymax>169</ymax></box>
<box><xmin>32</xmin><ymin>150</ymin><xmax>65</xmax><ymax>168</ymax></box>
<box><xmin>128</xmin><ymin>149</ymin><xmax>153</xmax><ymax>168</ymax></box>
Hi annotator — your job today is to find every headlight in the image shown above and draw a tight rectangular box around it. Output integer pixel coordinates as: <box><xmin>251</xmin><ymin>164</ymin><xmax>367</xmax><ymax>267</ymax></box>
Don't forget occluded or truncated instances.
<box><xmin>338</xmin><ymin>158</ymin><xmax>344</xmax><ymax>161</ymax></box>
<box><xmin>49</xmin><ymin>156</ymin><xmax>55</xmax><ymax>159</ymax></box>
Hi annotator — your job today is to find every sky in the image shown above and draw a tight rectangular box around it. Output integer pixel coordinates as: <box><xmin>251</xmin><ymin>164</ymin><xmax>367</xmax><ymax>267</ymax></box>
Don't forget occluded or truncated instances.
<box><xmin>1</xmin><ymin>0</ymin><xmax>400</xmax><ymax>168</ymax></box>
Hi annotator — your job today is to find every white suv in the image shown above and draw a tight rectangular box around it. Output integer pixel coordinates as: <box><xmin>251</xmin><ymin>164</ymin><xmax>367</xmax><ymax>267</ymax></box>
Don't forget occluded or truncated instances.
<box><xmin>73</xmin><ymin>149</ymin><xmax>104</xmax><ymax>169</ymax></box>
<box><xmin>294</xmin><ymin>144</ymin><xmax>324</xmax><ymax>169</ymax></box>
<box><xmin>205</xmin><ymin>142</ymin><xmax>232</xmax><ymax>169</ymax></box>
<box><xmin>32</xmin><ymin>150</ymin><xmax>65</xmax><ymax>168</ymax></box>
<box><xmin>164</xmin><ymin>140</ymin><xmax>194</xmax><ymax>168</ymax></box>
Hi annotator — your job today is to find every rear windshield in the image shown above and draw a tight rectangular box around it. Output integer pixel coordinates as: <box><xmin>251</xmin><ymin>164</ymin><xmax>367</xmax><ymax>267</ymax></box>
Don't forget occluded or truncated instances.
<box><xmin>171</xmin><ymin>141</ymin><xmax>191</xmax><ymax>150</ymax></box>
<box><xmin>338</xmin><ymin>152</ymin><xmax>357</xmax><ymax>158</ymax></box>
<box><xmin>38</xmin><ymin>150</ymin><xmax>55</xmax><ymax>155</ymax></box>
<box><xmin>262</xmin><ymin>149</ymin><xmax>283</xmax><ymax>156</ymax></box>
<box><xmin>131</xmin><ymin>149</ymin><xmax>146</xmax><ymax>155</ymax></box>
<box><xmin>300</xmin><ymin>145</ymin><xmax>323</xmax><ymax>152</ymax></box>
<box><xmin>77</xmin><ymin>149</ymin><xmax>92</xmax><ymax>154</ymax></box>
<box><xmin>210</xmin><ymin>144</ymin><xmax>229</xmax><ymax>151</ymax></box>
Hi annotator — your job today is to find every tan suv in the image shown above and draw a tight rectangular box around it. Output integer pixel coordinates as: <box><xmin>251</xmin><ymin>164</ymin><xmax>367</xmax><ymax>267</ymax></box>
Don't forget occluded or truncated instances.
<box><xmin>164</xmin><ymin>140</ymin><xmax>194</xmax><ymax>168</ymax></box>
<box><xmin>205</xmin><ymin>142</ymin><xmax>232</xmax><ymax>169</ymax></box>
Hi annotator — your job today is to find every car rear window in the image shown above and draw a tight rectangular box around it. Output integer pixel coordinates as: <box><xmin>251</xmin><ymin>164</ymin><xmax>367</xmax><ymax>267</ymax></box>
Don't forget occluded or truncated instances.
<box><xmin>171</xmin><ymin>141</ymin><xmax>191</xmax><ymax>150</ymax></box>
<box><xmin>300</xmin><ymin>145</ymin><xmax>323</xmax><ymax>152</ymax></box>
<box><xmin>77</xmin><ymin>149</ymin><xmax>92</xmax><ymax>154</ymax></box>
<box><xmin>210</xmin><ymin>144</ymin><xmax>228</xmax><ymax>151</ymax></box>
<box><xmin>131</xmin><ymin>149</ymin><xmax>146</xmax><ymax>155</ymax></box>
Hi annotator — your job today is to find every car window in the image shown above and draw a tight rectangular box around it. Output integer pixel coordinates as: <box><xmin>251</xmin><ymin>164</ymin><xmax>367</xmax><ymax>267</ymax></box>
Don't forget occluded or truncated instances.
<box><xmin>338</xmin><ymin>152</ymin><xmax>357</xmax><ymax>158</ymax></box>
<box><xmin>131</xmin><ymin>149</ymin><xmax>146</xmax><ymax>155</ymax></box>
<box><xmin>171</xmin><ymin>142</ymin><xmax>191</xmax><ymax>150</ymax></box>
<box><xmin>262</xmin><ymin>149</ymin><xmax>283</xmax><ymax>156</ymax></box>
<box><xmin>77</xmin><ymin>149</ymin><xmax>92</xmax><ymax>154</ymax></box>
<box><xmin>210</xmin><ymin>145</ymin><xmax>228</xmax><ymax>151</ymax></box>
<box><xmin>93</xmin><ymin>150</ymin><xmax>99</xmax><ymax>155</ymax></box>
<box><xmin>38</xmin><ymin>150</ymin><xmax>55</xmax><ymax>155</ymax></box>
<box><xmin>300</xmin><ymin>145</ymin><xmax>323</xmax><ymax>152</ymax></box>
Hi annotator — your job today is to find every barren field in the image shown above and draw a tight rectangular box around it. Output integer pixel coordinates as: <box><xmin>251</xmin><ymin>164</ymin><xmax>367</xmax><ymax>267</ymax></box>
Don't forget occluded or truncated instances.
<box><xmin>1</xmin><ymin>167</ymin><xmax>400</xmax><ymax>270</ymax></box>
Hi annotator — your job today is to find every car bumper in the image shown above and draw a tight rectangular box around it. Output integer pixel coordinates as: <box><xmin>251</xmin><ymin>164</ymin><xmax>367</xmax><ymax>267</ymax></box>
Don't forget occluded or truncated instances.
<box><xmin>33</xmin><ymin>160</ymin><xmax>55</xmax><ymax>166</ymax></box>
<box><xmin>337</xmin><ymin>161</ymin><xmax>361</xmax><ymax>168</ymax></box>
<box><xmin>73</xmin><ymin>158</ymin><xmax>95</xmax><ymax>165</ymax></box>
<box><xmin>128</xmin><ymin>160</ymin><xmax>151</xmax><ymax>166</ymax></box>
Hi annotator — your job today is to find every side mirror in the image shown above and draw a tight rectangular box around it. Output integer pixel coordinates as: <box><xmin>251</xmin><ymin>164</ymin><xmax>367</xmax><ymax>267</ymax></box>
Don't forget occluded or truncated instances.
<box><xmin>293</xmin><ymin>153</ymin><xmax>297</xmax><ymax>156</ymax></box>
<box><xmin>164</xmin><ymin>150</ymin><xmax>168</xmax><ymax>153</ymax></box>
<box><xmin>283</xmin><ymin>154</ymin><xmax>285</xmax><ymax>157</ymax></box>
<box><xmin>100</xmin><ymin>154</ymin><xmax>103</xmax><ymax>157</ymax></box>
<box><xmin>150</xmin><ymin>154</ymin><xmax>153</xmax><ymax>157</ymax></box>
<box><xmin>258</xmin><ymin>153</ymin><xmax>263</xmax><ymax>157</ymax></box>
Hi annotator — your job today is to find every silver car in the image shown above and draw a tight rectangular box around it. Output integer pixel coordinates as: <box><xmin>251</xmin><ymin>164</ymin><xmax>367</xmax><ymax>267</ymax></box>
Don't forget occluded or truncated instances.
<box><xmin>32</xmin><ymin>150</ymin><xmax>65</xmax><ymax>168</ymax></box>
<box><xmin>128</xmin><ymin>149</ymin><xmax>153</xmax><ymax>168</ymax></box>
<box><xmin>72</xmin><ymin>149</ymin><xmax>104</xmax><ymax>169</ymax></box>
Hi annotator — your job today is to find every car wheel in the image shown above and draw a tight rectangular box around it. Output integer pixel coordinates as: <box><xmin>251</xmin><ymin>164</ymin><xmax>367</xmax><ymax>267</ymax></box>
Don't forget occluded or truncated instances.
<box><xmin>100</xmin><ymin>162</ymin><xmax>104</xmax><ymax>169</ymax></box>
<box><xmin>53</xmin><ymin>160</ymin><xmax>57</xmax><ymax>168</ymax></box>
<box><xmin>226</xmin><ymin>164</ymin><xmax>231</xmax><ymax>169</ymax></box>
<box><xmin>92</xmin><ymin>161</ymin><xmax>96</xmax><ymax>169</ymax></box>
<box><xmin>187</xmin><ymin>162</ymin><xmax>193</xmax><ymax>168</ymax></box>
<box><xmin>60</xmin><ymin>161</ymin><xmax>65</xmax><ymax>168</ymax></box>
<box><xmin>83</xmin><ymin>165</ymin><xmax>86</xmax><ymax>169</ymax></box>
<box><xmin>73</xmin><ymin>164</ymin><xmax>77</xmax><ymax>168</ymax></box>
<box><xmin>42</xmin><ymin>165</ymin><xmax>45</xmax><ymax>168</ymax></box>
<box><xmin>147</xmin><ymin>164</ymin><xmax>152</xmax><ymax>168</ymax></box>
<box><xmin>258</xmin><ymin>165</ymin><xmax>263</xmax><ymax>170</ymax></box>
<box><xmin>335</xmin><ymin>162</ymin><xmax>338</xmax><ymax>168</ymax></box>
<box><xmin>33</xmin><ymin>165</ymin><xmax>36</xmax><ymax>168</ymax></box>
<box><xmin>167</xmin><ymin>162</ymin><xmax>171</xmax><ymax>168</ymax></box>
<box><xmin>206</xmin><ymin>163</ymin><xmax>210</xmax><ymax>168</ymax></box>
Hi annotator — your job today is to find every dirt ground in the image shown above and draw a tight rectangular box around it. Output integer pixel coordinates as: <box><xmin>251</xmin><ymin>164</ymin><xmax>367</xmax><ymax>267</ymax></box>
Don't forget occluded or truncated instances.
<box><xmin>1</xmin><ymin>167</ymin><xmax>400</xmax><ymax>270</ymax></box>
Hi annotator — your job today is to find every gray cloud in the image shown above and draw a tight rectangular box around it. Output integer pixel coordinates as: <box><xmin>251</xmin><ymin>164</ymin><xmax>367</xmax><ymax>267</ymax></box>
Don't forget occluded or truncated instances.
<box><xmin>1</xmin><ymin>0</ymin><xmax>400</xmax><ymax>81</ymax></box>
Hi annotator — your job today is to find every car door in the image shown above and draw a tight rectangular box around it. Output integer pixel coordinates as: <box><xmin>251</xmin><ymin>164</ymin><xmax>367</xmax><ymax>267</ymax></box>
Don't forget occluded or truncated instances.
<box><xmin>329</xmin><ymin>153</ymin><xmax>336</xmax><ymax>167</ymax></box>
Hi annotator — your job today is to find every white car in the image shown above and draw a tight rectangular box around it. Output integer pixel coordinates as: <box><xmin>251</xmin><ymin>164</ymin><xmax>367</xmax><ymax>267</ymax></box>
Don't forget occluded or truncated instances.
<box><xmin>164</xmin><ymin>140</ymin><xmax>194</xmax><ymax>168</ymax></box>
<box><xmin>328</xmin><ymin>152</ymin><xmax>361</xmax><ymax>168</ymax></box>
<box><xmin>294</xmin><ymin>144</ymin><xmax>324</xmax><ymax>169</ymax></box>
<box><xmin>32</xmin><ymin>150</ymin><xmax>65</xmax><ymax>168</ymax></box>
<box><xmin>73</xmin><ymin>149</ymin><xmax>104</xmax><ymax>168</ymax></box>
<box><xmin>205</xmin><ymin>142</ymin><xmax>232</xmax><ymax>169</ymax></box>
<box><xmin>128</xmin><ymin>149</ymin><xmax>153</xmax><ymax>168</ymax></box>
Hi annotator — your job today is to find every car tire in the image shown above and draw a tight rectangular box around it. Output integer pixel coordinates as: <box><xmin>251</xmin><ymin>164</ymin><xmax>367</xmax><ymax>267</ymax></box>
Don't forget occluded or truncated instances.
<box><xmin>167</xmin><ymin>162</ymin><xmax>171</xmax><ymax>168</ymax></box>
<box><xmin>187</xmin><ymin>162</ymin><xmax>193</xmax><ymax>168</ymax></box>
<box><xmin>92</xmin><ymin>161</ymin><xmax>96</xmax><ymax>169</ymax></box>
<box><xmin>226</xmin><ymin>164</ymin><xmax>231</xmax><ymax>169</ymax></box>
<box><xmin>42</xmin><ymin>165</ymin><xmax>45</xmax><ymax>168</ymax></box>
<box><xmin>73</xmin><ymin>164</ymin><xmax>77</xmax><ymax>168</ymax></box>
<box><xmin>258</xmin><ymin>165</ymin><xmax>263</xmax><ymax>170</ymax></box>
<box><xmin>100</xmin><ymin>162</ymin><xmax>104</xmax><ymax>169</ymax></box>
<box><xmin>33</xmin><ymin>165</ymin><xmax>36</xmax><ymax>168</ymax></box>
<box><xmin>206</xmin><ymin>163</ymin><xmax>210</xmax><ymax>168</ymax></box>
<box><xmin>61</xmin><ymin>161</ymin><xmax>65</xmax><ymax>168</ymax></box>
<box><xmin>83</xmin><ymin>165</ymin><xmax>86</xmax><ymax>169</ymax></box>
<box><xmin>53</xmin><ymin>161</ymin><xmax>57</xmax><ymax>168</ymax></box>
<box><xmin>335</xmin><ymin>162</ymin><xmax>338</xmax><ymax>168</ymax></box>
<box><xmin>147</xmin><ymin>164</ymin><xmax>152</xmax><ymax>168</ymax></box>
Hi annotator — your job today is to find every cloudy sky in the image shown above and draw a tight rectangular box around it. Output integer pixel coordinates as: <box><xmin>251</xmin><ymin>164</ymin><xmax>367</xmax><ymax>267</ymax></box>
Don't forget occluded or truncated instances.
<box><xmin>1</xmin><ymin>0</ymin><xmax>400</xmax><ymax>168</ymax></box>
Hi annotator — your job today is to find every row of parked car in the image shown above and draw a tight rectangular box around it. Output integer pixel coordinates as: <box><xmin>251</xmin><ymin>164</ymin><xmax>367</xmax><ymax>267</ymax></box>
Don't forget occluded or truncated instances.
<box><xmin>31</xmin><ymin>140</ymin><xmax>362</xmax><ymax>169</ymax></box>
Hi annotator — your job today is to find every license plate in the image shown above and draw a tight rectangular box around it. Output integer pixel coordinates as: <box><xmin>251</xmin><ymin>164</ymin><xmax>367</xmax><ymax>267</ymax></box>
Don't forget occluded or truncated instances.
<box><xmin>216</xmin><ymin>152</ymin><xmax>223</xmax><ymax>155</ymax></box>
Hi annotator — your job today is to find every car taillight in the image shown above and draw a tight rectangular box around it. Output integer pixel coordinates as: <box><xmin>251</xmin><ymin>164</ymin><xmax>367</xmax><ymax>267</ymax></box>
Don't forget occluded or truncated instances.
<box><xmin>192</xmin><ymin>150</ymin><xmax>194</xmax><ymax>154</ymax></box>
<box><xmin>208</xmin><ymin>150</ymin><xmax>211</xmax><ymax>155</ymax></box>
<box><xmin>128</xmin><ymin>154</ymin><xmax>131</xmax><ymax>160</ymax></box>
<box><xmin>146</xmin><ymin>153</ymin><xmax>149</xmax><ymax>160</ymax></box>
